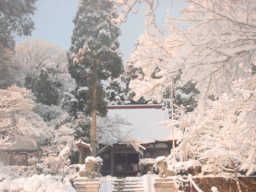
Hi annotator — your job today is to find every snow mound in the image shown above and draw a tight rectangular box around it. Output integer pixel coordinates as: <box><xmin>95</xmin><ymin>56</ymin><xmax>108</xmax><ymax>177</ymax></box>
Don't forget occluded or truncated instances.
<box><xmin>85</xmin><ymin>156</ymin><xmax>97</xmax><ymax>163</ymax></box>
<box><xmin>0</xmin><ymin>174</ymin><xmax>75</xmax><ymax>192</ymax></box>
<box><xmin>155</xmin><ymin>156</ymin><xmax>166</xmax><ymax>163</ymax></box>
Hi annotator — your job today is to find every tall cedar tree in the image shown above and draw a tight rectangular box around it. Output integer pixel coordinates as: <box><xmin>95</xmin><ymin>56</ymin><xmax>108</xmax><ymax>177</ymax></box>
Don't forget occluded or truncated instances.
<box><xmin>68</xmin><ymin>0</ymin><xmax>123</xmax><ymax>156</ymax></box>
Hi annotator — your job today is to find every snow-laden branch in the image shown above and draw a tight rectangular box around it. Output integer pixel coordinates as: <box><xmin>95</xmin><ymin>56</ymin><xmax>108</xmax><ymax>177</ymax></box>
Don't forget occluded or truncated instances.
<box><xmin>175</xmin><ymin>80</ymin><xmax>256</xmax><ymax>175</ymax></box>
<box><xmin>114</xmin><ymin>0</ymin><xmax>256</xmax><ymax>113</ymax></box>
<box><xmin>0</xmin><ymin>86</ymin><xmax>48</xmax><ymax>147</ymax></box>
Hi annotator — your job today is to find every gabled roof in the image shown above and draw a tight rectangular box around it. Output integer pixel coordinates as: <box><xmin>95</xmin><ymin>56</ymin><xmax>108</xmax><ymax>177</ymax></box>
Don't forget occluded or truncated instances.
<box><xmin>0</xmin><ymin>138</ymin><xmax>38</xmax><ymax>152</ymax></box>
<box><xmin>75</xmin><ymin>140</ymin><xmax>92</xmax><ymax>152</ymax></box>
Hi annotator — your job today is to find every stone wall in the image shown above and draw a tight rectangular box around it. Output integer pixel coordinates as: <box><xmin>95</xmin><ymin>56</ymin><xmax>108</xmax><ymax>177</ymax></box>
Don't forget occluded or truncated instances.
<box><xmin>190</xmin><ymin>177</ymin><xmax>256</xmax><ymax>192</ymax></box>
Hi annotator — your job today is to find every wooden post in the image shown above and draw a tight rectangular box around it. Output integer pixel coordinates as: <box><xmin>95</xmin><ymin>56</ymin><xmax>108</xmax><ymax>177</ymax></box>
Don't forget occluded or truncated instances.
<box><xmin>111</xmin><ymin>148</ymin><xmax>114</xmax><ymax>176</ymax></box>
<box><xmin>78</xmin><ymin>146</ymin><xmax>85</xmax><ymax>164</ymax></box>
<box><xmin>25</xmin><ymin>154</ymin><xmax>28</xmax><ymax>166</ymax></box>
<box><xmin>91</xmin><ymin>63</ymin><xmax>97</xmax><ymax>157</ymax></box>
<box><xmin>171</xmin><ymin>79</ymin><xmax>175</xmax><ymax>154</ymax></box>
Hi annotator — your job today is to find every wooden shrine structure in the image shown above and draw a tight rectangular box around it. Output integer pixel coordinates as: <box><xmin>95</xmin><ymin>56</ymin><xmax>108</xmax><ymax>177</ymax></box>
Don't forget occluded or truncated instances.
<box><xmin>77</xmin><ymin>104</ymin><xmax>179</xmax><ymax>176</ymax></box>
<box><xmin>0</xmin><ymin>138</ymin><xmax>39</xmax><ymax>166</ymax></box>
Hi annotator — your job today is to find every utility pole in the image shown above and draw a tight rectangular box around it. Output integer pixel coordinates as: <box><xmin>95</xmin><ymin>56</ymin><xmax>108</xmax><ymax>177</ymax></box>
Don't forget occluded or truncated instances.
<box><xmin>170</xmin><ymin>79</ymin><xmax>176</xmax><ymax>155</ymax></box>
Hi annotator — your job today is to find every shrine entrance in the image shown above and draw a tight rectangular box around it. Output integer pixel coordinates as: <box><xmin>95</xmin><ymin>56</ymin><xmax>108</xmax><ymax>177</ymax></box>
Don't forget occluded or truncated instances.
<box><xmin>114</xmin><ymin>152</ymin><xmax>139</xmax><ymax>176</ymax></box>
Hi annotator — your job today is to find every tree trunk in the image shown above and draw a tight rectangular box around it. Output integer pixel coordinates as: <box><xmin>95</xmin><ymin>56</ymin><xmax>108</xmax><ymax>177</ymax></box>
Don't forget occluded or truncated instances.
<box><xmin>91</xmin><ymin>64</ymin><xmax>97</xmax><ymax>157</ymax></box>
<box><xmin>229</xmin><ymin>158</ymin><xmax>242</xmax><ymax>192</ymax></box>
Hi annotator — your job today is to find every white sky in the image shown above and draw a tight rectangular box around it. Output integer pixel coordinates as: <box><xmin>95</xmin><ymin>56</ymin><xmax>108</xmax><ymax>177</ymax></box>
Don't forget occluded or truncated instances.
<box><xmin>15</xmin><ymin>0</ymin><xmax>188</xmax><ymax>62</ymax></box>
<box><xmin>107</xmin><ymin>108</ymin><xmax>182</xmax><ymax>143</ymax></box>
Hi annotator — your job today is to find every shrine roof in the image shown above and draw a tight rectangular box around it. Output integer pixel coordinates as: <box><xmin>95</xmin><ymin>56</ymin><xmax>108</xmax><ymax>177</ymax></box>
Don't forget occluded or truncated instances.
<box><xmin>75</xmin><ymin>140</ymin><xmax>92</xmax><ymax>151</ymax></box>
<box><xmin>0</xmin><ymin>137</ymin><xmax>38</xmax><ymax>152</ymax></box>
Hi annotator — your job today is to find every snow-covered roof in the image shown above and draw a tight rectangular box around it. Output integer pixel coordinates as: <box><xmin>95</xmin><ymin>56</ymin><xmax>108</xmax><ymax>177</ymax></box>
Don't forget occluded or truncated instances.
<box><xmin>107</xmin><ymin>106</ymin><xmax>180</xmax><ymax>143</ymax></box>
<box><xmin>0</xmin><ymin>138</ymin><xmax>38</xmax><ymax>152</ymax></box>
<box><xmin>75</xmin><ymin>140</ymin><xmax>92</xmax><ymax>151</ymax></box>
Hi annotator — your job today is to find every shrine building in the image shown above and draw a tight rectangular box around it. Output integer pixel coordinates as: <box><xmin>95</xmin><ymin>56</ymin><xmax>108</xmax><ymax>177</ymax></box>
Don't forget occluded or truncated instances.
<box><xmin>77</xmin><ymin>104</ymin><xmax>180</xmax><ymax>176</ymax></box>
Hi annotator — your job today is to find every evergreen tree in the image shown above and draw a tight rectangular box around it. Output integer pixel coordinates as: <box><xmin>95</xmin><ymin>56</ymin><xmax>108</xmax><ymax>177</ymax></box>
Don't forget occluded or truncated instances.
<box><xmin>0</xmin><ymin>45</ymin><xmax>16</xmax><ymax>89</ymax></box>
<box><xmin>24</xmin><ymin>69</ymin><xmax>62</xmax><ymax>106</ymax></box>
<box><xmin>0</xmin><ymin>0</ymin><xmax>37</xmax><ymax>89</ymax></box>
<box><xmin>0</xmin><ymin>0</ymin><xmax>37</xmax><ymax>49</ymax></box>
<box><xmin>62</xmin><ymin>86</ymin><xmax>88</xmax><ymax>119</ymax></box>
<box><xmin>122</xmin><ymin>62</ymin><xmax>150</xmax><ymax>104</ymax></box>
<box><xmin>68</xmin><ymin>0</ymin><xmax>123</xmax><ymax>156</ymax></box>
<box><xmin>163</xmin><ymin>80</ymin><xmax>200</xmax><ymax>120</ymax></box>
<box><xmin>105</xmin><ymin>79</ymin><xmax>126</xmax><ymax>105</ymax></box>
<box><xmin>15</xmin><ymin>40</ymin><xmax>74</xmax><ymax>106</ymax></box>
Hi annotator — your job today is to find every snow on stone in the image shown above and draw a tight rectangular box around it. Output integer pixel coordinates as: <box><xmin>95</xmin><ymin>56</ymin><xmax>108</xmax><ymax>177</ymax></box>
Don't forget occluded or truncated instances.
<box><xmin>96</xmin><ymin>156</ymin><xmax>103</xmax><ymax>163</ymax></box>
<box><xmin>85</xmin><ymin>156</ymin><xmax>97</xmax><ymax>163</ymax></box>
<box><xmin>155</xmin><ymin>156</ymin><xmax>166</xmax><ymax>163</ymax></box>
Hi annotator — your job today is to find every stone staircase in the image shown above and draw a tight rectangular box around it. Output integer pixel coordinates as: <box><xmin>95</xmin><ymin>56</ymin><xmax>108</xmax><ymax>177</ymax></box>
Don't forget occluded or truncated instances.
<box><xmin>113</xmin><ymin>177</ymin><xmax>144</xmax><ymax>192</ymax></box>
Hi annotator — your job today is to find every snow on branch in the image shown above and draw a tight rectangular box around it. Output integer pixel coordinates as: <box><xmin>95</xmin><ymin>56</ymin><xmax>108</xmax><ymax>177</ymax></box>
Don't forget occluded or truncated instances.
<box><xmin>0</xmin><ymin>86</ymin><xmax>47</xmax><ymax>147</ymax></box>
<box><xmin>116</xmin><ymin>0</ymin><xmax>256</xmax><ymax>115</ymax></box>
<box><xmin>175</xmin><ymin>80</ymin><xmax>256</xmax><ymax>175</ymax></box>
<box><xmin>97</xmin><ymin>114</ymin><xmax>145</xmax><ymax>153</ymax></box>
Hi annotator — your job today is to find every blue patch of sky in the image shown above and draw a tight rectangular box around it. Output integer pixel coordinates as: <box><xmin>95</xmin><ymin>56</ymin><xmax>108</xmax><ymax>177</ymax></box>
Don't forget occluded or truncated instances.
<box><xmin>15</xmin><ymin>0</ymin><xmax>188</xmax><ymax>63</ymax></box>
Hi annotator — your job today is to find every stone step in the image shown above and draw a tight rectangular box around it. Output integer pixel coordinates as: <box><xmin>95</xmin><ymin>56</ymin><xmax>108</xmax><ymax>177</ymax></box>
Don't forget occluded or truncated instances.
<box><xmin>113</xmin><ymin>190</ymin><xmax>144</xmax><ymax>192</ymax></box>
<box><xmin>113</xmin><ymin>180</ymin><xmax>143</xmax><ymax>182</ymax></box>
<box><xmin>114</xmin><ymin>187</ymin><xmax>144</xmax><ymax>190</ymax></box>
<box><xmin>113</xmin><ymin>182</ymin><xmax>144</xmax><ymax>185</ymax></box>
<box><xmin>112</xmin><ymin>177</ymin><xmax>145</xmax><ymax>192</ymax></box>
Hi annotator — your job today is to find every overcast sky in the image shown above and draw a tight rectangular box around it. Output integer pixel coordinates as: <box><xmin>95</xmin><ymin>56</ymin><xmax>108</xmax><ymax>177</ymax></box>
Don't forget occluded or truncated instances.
<box><xmin>15</xmin><ymin>0</ymin><xmax>188</xmax><ymax>62</ymax></box>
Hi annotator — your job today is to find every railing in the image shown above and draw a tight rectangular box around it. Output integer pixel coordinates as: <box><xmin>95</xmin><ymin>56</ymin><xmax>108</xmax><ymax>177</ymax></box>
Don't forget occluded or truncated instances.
<box><xmin>173</xmin><ymin>174</ymin><xmax>204</xmax><ymax>192</ymax></box>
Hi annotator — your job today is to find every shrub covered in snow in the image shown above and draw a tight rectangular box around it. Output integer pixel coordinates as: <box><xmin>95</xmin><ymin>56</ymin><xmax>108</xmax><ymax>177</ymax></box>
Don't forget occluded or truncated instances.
<box><xmin>0</xmin><ymin>174</ymin><xmax>75</xmax><ymax>192</ymax></box>
<box><xmin>0</xmin><ymin>163</ymin><xmax>19</xmax><ymax>181</ymax></box>
<box><xmin>42</xmin><ymin>146</ymin><xmax>71</xmax><ymax>175</ymax></box>
<box><xmin>168</xmin><ymin>160</ymin><xmax>201</xmax><ymax>176</ymax></box>
<box><xmin>8</xmin><ymin>166</ymin><xmax>37</xmax><ymax>177</ymax></box>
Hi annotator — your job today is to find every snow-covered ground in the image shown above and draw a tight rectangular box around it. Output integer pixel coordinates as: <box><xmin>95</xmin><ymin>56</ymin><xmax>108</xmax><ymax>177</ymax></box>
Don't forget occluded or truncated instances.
<box><xmin>0</xmin><ymin>174</ymin><xmax>75</xmax><ymax>192</ymax></box>
<box><xmin>1</xmin><ymin>160</ymin><xmax>254</xmax><ymax>192</ymax></box>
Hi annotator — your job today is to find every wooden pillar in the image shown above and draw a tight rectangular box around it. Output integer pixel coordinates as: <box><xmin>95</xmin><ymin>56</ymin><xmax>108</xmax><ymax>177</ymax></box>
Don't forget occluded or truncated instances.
<box><xmin>111</xmin><ymin>148</ymin><xmax>114</xmax><ymax>176</ymax></box>
<box><xmin>78</xmin><ymin>146</ymin><xmax>84</xmax><ymax>164</ymax></box>
<box><xmin>167</xmin><ymin>142</ymin><xmax>172</xmax><ymax>155</ymax></box>
<box><xmin>10</xmin><ymin>153</ymin><xmax>13</xmax><ymax>165</ymax></box>
<box><xmin>139</xmin><ymin>152</ymin><xmax>142</xmax><ymax>172</ymax></box>
<box><xmin>25</xmin><ymin>153</ymin><xmax>28</xmax><ymax>166</ymax></box>
<box><xmin>79</xmin><ymin>147</ymin><xmax>82</xmax><ymax>164</ymax></box>
<box><xmin>13</xmin><ymin>152</ymin><xmax>15</xmax><ymax>165</ymax></box>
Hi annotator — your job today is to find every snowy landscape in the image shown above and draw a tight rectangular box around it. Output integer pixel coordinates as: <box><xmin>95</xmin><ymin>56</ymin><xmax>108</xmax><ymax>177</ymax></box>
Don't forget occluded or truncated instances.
<box><xmin>0</xmin><ymin>0</ymin><xmax>256</xmax><ymax>191</ymax></box>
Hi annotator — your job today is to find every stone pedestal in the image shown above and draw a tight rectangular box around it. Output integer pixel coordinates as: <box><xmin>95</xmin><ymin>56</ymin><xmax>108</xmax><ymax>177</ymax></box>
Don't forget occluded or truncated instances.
<box><xmin>154</xmin><ymin>178</ymin><xmax>176</xmax><ymax>192</ymax></box>
<box><xmin>74</xmin><ymin>177</ymin><xmax>100</xmax><ymax>192</ymax></box>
